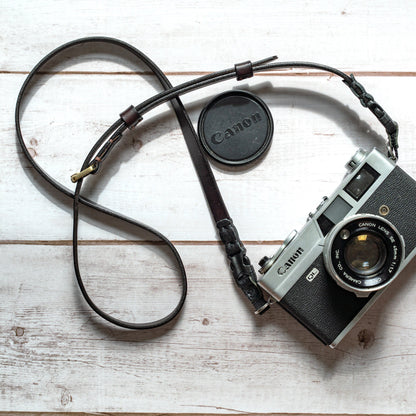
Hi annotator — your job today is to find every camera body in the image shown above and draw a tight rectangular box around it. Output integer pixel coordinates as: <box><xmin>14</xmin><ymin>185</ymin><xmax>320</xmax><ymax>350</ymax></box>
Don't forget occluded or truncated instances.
<box><xmin>258</xmin><ymin>148</ymin><xmax>416</xmax><ymax>347</ymax></box>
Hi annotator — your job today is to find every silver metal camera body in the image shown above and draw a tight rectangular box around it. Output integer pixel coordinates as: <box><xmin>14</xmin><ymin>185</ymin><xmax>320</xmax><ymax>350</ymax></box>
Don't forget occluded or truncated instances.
<box><xmin>258</xmin><ymin>148</ymin><xmax>416</xmax><ymax>347</ymax></box>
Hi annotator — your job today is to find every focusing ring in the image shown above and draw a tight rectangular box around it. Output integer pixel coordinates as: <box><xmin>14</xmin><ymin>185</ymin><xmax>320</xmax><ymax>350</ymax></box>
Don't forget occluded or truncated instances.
<box><xmin>323</xmin><ymin>214</ymin><xmax>404</xmax><ymax>296</ymax></box>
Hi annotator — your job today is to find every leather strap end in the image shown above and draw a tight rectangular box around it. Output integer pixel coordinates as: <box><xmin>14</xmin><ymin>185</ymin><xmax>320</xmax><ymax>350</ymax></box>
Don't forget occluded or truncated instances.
<box><xmin>235</xmin><ymin>60</ymin><xmax>253</xmax><ymax>81</ymax></box>
<box><xmin>120</xmin><ymin>105</ymin><xmax>143</xmax><ymax>129</ymax></box>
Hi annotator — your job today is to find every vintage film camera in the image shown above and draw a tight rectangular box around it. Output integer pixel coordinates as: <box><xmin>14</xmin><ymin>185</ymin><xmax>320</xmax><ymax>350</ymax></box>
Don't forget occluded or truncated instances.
<box><xmin>258</xmin><ymin>148</ymin><xmax>416</xmax><ymax>347</ymax></box>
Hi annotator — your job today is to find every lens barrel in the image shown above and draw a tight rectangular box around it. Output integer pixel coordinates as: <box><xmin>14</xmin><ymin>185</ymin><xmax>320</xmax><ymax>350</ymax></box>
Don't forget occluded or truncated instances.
<box><xmin>323</xmin><ymin>214</ymin><xmax>404</xmax><ymax>296</ymax></box>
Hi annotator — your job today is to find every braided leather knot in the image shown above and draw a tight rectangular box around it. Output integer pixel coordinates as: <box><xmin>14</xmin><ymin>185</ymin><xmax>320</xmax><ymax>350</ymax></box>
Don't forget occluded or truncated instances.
<box><xmin>216</xmin><ymin>218</ymin><xmax>270</xmax><ymax>314</ymax></box>
<box><xmin>344</xmin><ymin>74</ymin><xmax>399</xmax><ymax>159</ymax></box>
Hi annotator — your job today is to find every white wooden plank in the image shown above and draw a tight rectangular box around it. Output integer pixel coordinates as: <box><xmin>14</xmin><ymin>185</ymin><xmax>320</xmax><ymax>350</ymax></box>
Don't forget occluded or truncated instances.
<box><xmin>1</xmin><ymin>244</ymin><xmax>416</xmax><ymax>413</ymax></box>
<box><xmin>1</xmin><ymin>1</ymin><xmax>416</xmax><ymax>73</ymax></box>
<box><xmin>2</xmin><ymin>73</ymin><xmax>416</xmax><ymax>241</ymax></box>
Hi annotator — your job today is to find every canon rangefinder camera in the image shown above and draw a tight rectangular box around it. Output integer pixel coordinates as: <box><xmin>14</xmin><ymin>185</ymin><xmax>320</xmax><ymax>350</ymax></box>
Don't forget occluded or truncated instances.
<box><xmin>258</xmin><ymin>148</ymin><xmax>416</xmax><ymax>347</ymax></box>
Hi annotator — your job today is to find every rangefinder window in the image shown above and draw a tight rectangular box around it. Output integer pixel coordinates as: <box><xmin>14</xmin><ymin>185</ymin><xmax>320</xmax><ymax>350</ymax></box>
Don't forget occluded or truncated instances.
<box><xmin>345</xmin><ymin>164</ymin><xmax>380</xmax><ymax>200</ymax></box>
<box><xmin>317</xmin><ymin>196</ymin><xmax>352</xmax><ymax>236</ymax></box>
<box><xmin>324</xmin><ymin>196</ymin><xmax>352</xmax><ymax>223</ymax></box>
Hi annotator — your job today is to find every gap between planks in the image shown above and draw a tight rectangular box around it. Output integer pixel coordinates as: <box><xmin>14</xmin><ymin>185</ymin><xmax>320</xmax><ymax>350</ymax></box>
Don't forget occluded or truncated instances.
<box><xmin>0</xmin><ymin>240</ymin><xmax>283</xmax><ymax>246</ymax></box>
<box><xmin>1</xmin><ymin>413</ymin><xmax>415</xmax><ymax>416</ymax></box>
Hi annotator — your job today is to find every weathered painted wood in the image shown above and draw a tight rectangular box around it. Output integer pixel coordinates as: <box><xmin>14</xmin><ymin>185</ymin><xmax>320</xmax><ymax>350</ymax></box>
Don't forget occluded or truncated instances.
<box><xmin>1</xmin><ymin>244</ymin><xmax>416</xmax><ymax>413</ymax></box>
<box><xmin>3</xmin><ymin>74</ymin><xmax>416</xmax><ymax>241</ymax></box>
<box><xmin>1</xmin><ymin>1</ymin><xmax>416</xmax><ymax>72</ymax></box>
<box><xmin>3</xmin><ymin>1</ymin><xmax>416</xmax><ymax>414</ymax></box>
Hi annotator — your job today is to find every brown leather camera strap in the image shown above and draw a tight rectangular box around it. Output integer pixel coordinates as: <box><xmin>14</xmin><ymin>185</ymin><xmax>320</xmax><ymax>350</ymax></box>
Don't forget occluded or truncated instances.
<box><xmin>15</xmin><ymin>37</ymin><xmax>399</xmax><ymax>329</ymax></box>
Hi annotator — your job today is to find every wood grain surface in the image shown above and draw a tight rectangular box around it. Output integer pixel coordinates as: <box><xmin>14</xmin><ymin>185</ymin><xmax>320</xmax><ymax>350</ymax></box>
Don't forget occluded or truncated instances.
<box><xmin>2</xmin><ymin>1</ymin><xmax>416</xmax><ymax>414</ymax></box>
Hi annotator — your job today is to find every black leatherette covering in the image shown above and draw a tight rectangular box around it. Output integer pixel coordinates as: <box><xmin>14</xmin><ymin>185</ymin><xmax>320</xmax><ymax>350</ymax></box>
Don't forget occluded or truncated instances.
<box><xmin>359</xmin><ymin>166</ymin><xmax>416</xmax><ymax>258</ymax></box>
<box><xmin>280</xmin><ymin>255</ymin><xmax>373</xmax><ymax>344</ymax></box>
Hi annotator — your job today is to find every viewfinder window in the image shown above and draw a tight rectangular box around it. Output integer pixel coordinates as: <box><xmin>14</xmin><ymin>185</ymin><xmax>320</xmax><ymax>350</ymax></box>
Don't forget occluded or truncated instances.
<box><xmin>344</xmin><ymin>164</ymin><xmax>380</xmax><ymax>200</ymax></box>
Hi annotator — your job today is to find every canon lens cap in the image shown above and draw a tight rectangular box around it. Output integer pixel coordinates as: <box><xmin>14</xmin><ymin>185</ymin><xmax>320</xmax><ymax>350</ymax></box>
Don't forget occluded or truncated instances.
<box><xmin>198</xmin><ymin>90</ymin><xmax>273</xmax><ymax>165</ymax></box>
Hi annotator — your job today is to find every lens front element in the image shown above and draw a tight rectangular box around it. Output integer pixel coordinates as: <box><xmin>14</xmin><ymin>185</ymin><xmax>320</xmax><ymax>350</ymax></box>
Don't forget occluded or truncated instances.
<box><xmin>323</xmin><ymin>214</ymin><xmax>404</xmax><ymax>296</ymax></box>
<box><xmin>344</xmin><ymin>233</ymin><xmax>387</xmax><ymax>276</ymax></box>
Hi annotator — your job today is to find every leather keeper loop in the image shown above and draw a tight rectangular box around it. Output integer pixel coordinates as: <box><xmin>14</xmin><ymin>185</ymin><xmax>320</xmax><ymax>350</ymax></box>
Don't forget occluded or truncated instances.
<box><xmin>235</xmin><ymin>60</ymin><xmax>253</xmax><ymax>81</ymax></box>
<box><xmin>120</xmin><ymin>105</ymin><xmax>143</xmax><ymax>129</ymax></box>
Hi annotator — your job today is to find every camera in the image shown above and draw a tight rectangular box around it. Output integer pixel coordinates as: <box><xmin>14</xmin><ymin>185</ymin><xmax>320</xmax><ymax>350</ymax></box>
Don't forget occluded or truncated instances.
<box><xmin>257</xmin><ymin>148</ymin><xmax>416</xmax><ymax>347</ymax></box>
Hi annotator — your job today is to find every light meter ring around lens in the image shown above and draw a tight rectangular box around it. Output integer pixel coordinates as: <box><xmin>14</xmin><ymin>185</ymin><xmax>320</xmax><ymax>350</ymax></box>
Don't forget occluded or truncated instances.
<box><xmin>323</xmin><ymin>214</ymin><xmax>405</xmax><ymax>296</ymax></box>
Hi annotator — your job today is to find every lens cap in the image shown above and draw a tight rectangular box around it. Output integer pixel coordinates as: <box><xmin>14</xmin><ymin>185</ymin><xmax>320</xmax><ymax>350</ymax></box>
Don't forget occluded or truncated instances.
<box><xmin>198</xmin><ymin>90</ymin><xmax>273</xmax><ymax>165</ymax></box>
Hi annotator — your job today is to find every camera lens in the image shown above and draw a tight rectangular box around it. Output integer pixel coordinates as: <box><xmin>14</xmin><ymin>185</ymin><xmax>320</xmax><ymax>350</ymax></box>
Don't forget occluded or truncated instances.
<box><xmin>344</xmin><ymin>233</ymin><xmax>387</xmax><ymax>276</ymax></box>
<box><xmin>323</xmin><ymin>214</ymin><xmax>404</xmax><ymax>296</ymax></box>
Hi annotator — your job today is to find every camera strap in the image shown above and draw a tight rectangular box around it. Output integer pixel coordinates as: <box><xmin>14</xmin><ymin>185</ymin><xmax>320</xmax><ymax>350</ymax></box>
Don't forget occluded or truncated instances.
<box><xmin>15</xmin><ymin>36</ymin><xmax>399</xmax><ymax>329</ymax></box>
